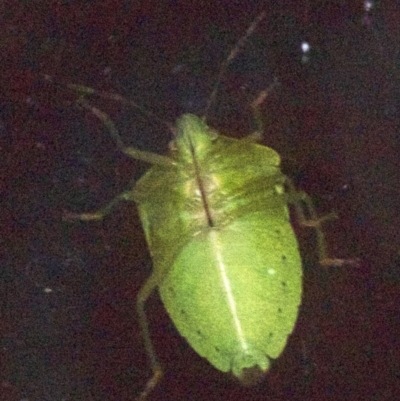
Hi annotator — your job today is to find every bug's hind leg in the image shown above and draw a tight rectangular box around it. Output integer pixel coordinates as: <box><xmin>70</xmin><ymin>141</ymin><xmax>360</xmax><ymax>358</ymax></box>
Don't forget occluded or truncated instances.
<box><xmin>135</xmin><ymin>270</ymin><xmax>168</xmax><ymax>400</ymax></box>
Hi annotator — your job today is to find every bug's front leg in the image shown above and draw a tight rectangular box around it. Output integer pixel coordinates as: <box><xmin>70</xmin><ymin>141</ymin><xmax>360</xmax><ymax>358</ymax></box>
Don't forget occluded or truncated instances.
<box><xmin>76</xmin><ymin>99</ymin><xmax>175</xmax><ymax>167</ymax></box>
<box><xmin>240</xmin><ymin>78</ymin><xmax>281</xmax><ymax>143</ymax></box>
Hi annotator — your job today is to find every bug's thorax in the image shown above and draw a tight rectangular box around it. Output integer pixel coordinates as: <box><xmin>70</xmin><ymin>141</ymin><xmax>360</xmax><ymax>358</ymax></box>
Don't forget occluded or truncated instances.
<box><xmin>172</xmin><ymin>114</ymin><xmax>221</xmax><ymax>228</ymax></box>
<box><xmin>173</xmin><ymin>114</ymin><xmax>218</xmax><ymax>163</ymax></box>
<box><xmin>165</xmin><ymin>112</ymin><xmax>287</xmax><ymax>233</ymax></box>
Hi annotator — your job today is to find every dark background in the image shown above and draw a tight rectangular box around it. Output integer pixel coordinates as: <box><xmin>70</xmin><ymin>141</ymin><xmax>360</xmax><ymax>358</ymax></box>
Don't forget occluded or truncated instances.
<box><xmin>1</xmin><ymin>1</ymin><xmax>399</xmax><ymax>400</ymax></box>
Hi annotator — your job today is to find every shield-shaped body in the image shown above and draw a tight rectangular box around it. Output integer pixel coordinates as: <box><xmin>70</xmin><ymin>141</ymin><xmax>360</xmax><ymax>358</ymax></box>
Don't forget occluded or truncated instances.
<box><xmin>133</xmin><ymin>114</ymin><xmax>302</xmax><ymax>379</ymax></box>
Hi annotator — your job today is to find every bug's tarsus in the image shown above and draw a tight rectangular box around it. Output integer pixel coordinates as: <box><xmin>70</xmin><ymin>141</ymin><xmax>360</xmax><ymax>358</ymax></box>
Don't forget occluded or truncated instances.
<box><xmin>62</xmin><ymin>211</ymin><xmax>104</xmax><ymax>222</ymax></box>
<box><xmin>319</xmin><ymin>257</ymin><xmax>361</xmax><ymax>268</ymax></box>
<box><xmin>300</xmin><ymin>211</ymin><xmax>338</xmax><ymax>228</ymax></box>
<box><xmin>136</xmin><ymin>368</ymin><xmax>163</xmax><ymax>401</ymax></box>
<box><xmin>203</xmin><ymin>11</ymin><xmax>267</xmax><ymax>118</ymax></box>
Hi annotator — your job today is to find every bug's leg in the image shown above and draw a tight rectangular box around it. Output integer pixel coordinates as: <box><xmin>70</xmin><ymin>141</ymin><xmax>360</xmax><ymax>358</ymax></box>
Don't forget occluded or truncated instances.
<box><xmin>61</xmin><ymin>99</ymin><xmax>139</xmax><ymax>222</ymax></box>
<box><xmin>77</xmin><ymin>99</ymin><xmax>175</xmax><ymax>167</ymax></box>
<box><xmin>44</xmin><ymin>74</ymin><xmax>167</xmax><ymax>130</ymax></box>
<box><xmin>285</xmin><ymin>178</ymin><xmax>353</xmax><ymax>267</ymax></box>
<box><xmin>135</xmin><ymin>272</ymin><xmax>165</xmax><ymax>400</ymax></box>
<box><xmin>63</xmin><ymin>86</ymin><xmax>165</xmax><ymax>397</ymax></box>
<box><xmin>44</xmin><ymin>74</ymin><xmax>173</xmax><ymax>166</ymax></box>
<box><xmin>241</xmin><ymin>78</ymin><xmax>280</xmax><ymax>143</ymax></box>
<box><xmin>63</xmin><ymin>191</ymin><xmax>134</xmax><ymax>221</ymax></box>
<box><xmin>203</xmin><ymin>11</ymin><xmax>267</xmax><ymax>117</ymax></box>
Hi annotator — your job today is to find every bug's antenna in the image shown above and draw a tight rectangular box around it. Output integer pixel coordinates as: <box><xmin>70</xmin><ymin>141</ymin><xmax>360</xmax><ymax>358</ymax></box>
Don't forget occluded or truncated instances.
<box><xmin>203</xmin><ymin>11</ymin><xmax>267</xmax><ymax>118</ymax></box>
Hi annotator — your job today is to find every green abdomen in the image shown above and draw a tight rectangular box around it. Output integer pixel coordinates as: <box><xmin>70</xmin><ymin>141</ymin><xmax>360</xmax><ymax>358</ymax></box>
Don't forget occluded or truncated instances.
<box><xmin>158</xmin><ymin>212</ymin><xmax>302</xmax><ymax>377</ymax></box>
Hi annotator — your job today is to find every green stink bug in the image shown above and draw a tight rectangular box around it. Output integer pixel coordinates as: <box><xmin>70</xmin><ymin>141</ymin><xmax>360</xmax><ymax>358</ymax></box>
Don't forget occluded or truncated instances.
<box><xmin>54</xmin><ymin>12</ymin><xmax>347</xmax><ymax>400</ymax></box>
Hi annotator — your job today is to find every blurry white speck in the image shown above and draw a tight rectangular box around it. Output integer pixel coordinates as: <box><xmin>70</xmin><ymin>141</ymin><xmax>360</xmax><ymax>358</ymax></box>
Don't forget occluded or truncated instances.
<box><xmin>301</xmin><ymin>41</ymin><xmax>310</xmax><ymax>54</ymax></box>
<box><xmin>43</xmin><ymin>287</ymin><xmax>53</xmax><ymax>293</ymax></box>
<box><xmin>364</xmin><ymin>0</ymin><xmax>373</xmax><ymax>12</ymax></box>
<box><xmin>268</xmin><ymin>268</ymin><xmax>276</xmax><ymax>275</ymax></box>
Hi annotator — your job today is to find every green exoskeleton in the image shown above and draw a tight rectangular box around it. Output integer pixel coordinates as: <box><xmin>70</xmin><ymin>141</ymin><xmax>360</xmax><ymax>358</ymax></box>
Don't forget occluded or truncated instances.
<box><xmin>54</xmin><ymin>12</ymin><xmax>347</xmax><ymax>400</ymax></box>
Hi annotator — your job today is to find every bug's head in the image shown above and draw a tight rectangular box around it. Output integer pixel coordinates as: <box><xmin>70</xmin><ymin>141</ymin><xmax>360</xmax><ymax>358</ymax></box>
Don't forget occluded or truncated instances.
<box><xmin>172</xmin><ymin>113</ymin><xmax>219</xmax><ymax>162</ymax></box>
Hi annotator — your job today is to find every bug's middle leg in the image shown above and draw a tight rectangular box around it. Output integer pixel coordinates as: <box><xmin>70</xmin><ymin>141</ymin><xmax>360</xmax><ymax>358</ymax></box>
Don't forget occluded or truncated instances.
<box><xmin>63</xmin><ymin>190</ymin><xmax>134</xmax><ymax>221</ymax></box>
<box><xmin>285</xmin><ymin>178</ymin><xmax>351</xmax><ymax>267</ymax></box>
